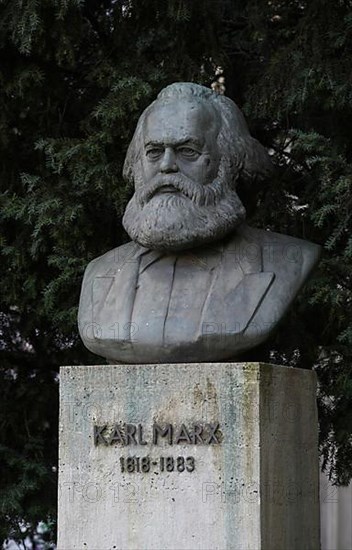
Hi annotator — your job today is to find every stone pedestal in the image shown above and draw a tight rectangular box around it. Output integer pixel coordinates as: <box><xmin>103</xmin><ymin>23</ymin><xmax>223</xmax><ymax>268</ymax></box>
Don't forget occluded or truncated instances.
<box><xmin>58</xmin><ymin>363</ymin><xmax>320</xmax><ymax>550</ymax></box>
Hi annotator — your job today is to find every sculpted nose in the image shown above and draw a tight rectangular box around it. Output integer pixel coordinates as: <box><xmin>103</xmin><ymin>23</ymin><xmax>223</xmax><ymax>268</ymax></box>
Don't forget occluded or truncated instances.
<box><xmin>160</xmin><ymin>147</ymin><xmax>178</xmax><ymax>173</ymax></box>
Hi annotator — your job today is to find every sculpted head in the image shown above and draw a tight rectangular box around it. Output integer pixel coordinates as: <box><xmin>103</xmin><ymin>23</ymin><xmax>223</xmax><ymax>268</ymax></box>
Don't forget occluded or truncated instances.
<box><xmin>123</xmin><ymin>83</ymin><xmax>272</xmax><ymax>251</ymax></box>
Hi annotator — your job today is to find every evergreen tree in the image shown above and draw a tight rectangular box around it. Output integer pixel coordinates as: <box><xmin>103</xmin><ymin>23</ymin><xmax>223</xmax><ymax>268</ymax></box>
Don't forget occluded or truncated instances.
<box><xmin>0</xmin><ymin>0</ymin><xmax>222</xmax><ymax>542</ymax></box>
<box><xmin>221</xmin><ymin>0</ymin><xmax>352</xmax><ymax>485</ymax></box>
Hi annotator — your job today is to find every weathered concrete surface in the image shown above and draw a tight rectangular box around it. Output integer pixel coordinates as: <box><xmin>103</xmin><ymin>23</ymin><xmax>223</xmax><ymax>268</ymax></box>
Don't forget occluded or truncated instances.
<box><xmin>58</xmin><ymin>363</ymin><xmax>320</xmax><ymax>550</ymax></box>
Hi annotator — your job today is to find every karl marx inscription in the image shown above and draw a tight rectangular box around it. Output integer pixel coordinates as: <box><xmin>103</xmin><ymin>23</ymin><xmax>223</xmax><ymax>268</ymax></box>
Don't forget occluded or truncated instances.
<box><xmin>78</xmin><ymin>82</ymin><xmax>321</xmax><ymax>363</ymax></box>
<box><xmin>93</xmin><ymin>422</ymin><xmax>222</xmax><ymax>475</ymax></box>
<box><xmin>93</xmin><ymin>422</ymin><xmax>222</xmax><ymax>446</ymax></box>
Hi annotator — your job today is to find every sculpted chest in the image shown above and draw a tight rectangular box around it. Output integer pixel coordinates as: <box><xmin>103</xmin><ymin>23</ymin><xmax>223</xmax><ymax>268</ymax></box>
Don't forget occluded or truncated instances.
<box><xmin>78</xmin><ymin>230</ymin><xmax>298</xmax><ymax>363</ymax></box>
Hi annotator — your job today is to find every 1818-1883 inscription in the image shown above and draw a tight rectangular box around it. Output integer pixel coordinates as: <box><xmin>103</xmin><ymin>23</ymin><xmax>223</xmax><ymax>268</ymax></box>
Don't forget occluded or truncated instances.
<box><xmin>120</xmin><ymin>455</ymin><xmax>195</xmax><ymax>474</ymax></box>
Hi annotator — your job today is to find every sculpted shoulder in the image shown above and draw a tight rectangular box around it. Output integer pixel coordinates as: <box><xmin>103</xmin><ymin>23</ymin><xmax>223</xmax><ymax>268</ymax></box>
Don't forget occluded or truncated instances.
<box><xmin>78</xmin><ymin>240</ymin><xmax>140</xmax><ymax>317</ymax></box>
<box><xmin>82</xmin><ymin>241</ymin><xmax>140</xmax><ymax>280</ymax></box>
<box><xmin>78</xmin><ymin>241</ymin><xmax>140</xmax><ymax>349</ymax></box>
<box><xmin>245</xmin><ymin>226</ymin><xmax>321</xmax><ymax>280</ymax></box>
<box><xmin>215</xmin><ymin>225</ymin><xmax>322</xmax><ymax>351</ymax></box>
<box><xmin>228</xmin><ymin>225</ymin><xmax>322</xmax><ymax>348</ymax></box>
<box><xmin>236</xmin><ymin>224</ymin><xmax>321</xmax><ymax>296</ymax></box>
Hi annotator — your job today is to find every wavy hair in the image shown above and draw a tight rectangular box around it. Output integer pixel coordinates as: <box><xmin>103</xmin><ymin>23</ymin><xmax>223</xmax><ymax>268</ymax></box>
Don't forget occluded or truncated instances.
<box><xmin>123</xmin><ymin>82</ymin><xmax>272</xmax><ymax>187</ymax></box>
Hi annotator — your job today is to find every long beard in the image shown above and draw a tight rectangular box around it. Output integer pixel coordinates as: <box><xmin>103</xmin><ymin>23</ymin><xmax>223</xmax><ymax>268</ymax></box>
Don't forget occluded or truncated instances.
<box><xmin>122</xmin><ymin>171</ymin><xmax>246</xmax><ymax>251</ymax></box>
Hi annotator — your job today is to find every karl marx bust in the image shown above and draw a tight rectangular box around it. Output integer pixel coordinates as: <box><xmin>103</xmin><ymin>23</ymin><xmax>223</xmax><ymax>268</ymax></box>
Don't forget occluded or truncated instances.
<box><xmin>78</xmin><ymin>83</ymin><xmax>320</xmax><ymax>363</ymax></box>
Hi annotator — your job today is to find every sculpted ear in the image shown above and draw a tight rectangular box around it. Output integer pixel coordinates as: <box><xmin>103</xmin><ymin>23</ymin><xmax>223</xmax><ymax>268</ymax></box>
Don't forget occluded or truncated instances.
<box><xmin>123</xmin><ymin>128</ymin><xmax>139</xmax><ymax>184</ymax></box>
<box><xmin>235</xmin><ymin>136</ymin><xmax>273</xmax><ymax>183</ymax></box>
<box><xmin>123</xmin><ymin>102</ymin><xmax>155</xmax><ymax>184</ymax></box>
<box><xmin>214</xmin><ymin>94</ymin><xmax>273</xmax><ymax>184</ymax></box>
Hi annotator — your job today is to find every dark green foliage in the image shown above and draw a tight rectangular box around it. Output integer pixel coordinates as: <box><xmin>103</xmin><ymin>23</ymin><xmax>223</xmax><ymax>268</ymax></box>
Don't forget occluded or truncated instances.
<box><xmin>222</xmin><ymin>0</ymin><xmax>352</xmax><ymax>485</ymax></box>
<box><xmin>0</xmin><ymin>0</ymin><xmax>222</xmax><ymax>541</ymax></box>
<box><xmin>1</xmin><ymin>0</ymin><xmax>352</xmax><ymax>543</ymax></box>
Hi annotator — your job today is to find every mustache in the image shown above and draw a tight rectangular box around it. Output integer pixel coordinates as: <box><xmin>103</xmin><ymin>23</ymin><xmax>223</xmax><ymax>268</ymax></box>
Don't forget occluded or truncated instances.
<box><xmin>135</xmin><ymin>174</ymin><xmax>224</xmax><ymax>207</ymax></box>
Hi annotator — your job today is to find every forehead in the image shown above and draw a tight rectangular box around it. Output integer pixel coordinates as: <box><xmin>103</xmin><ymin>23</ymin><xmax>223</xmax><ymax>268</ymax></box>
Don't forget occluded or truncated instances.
<box><xmin>143</xmin><ymin>99</ymin><xmax>218</xmax><ymax>145</ymax></box>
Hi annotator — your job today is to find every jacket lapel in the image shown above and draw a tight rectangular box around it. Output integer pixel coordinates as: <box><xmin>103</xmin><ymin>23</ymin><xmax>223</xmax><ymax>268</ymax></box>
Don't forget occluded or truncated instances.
<box><xmin>92</xmin><ymin>244</ymin><xmax>146</xmax><ymax>342</ymax></box>
<box><xmin>198</xmin><ymin>230</ymin><xmax>275</xmax><ymax>337</ymax></box>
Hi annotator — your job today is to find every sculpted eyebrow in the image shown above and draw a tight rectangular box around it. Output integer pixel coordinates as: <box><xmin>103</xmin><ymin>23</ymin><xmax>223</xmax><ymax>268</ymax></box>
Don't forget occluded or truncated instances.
<box><xmin>144</xmin><ymin>141</ymin><xmax>164</xmax><ymax>148</ymax></box>
<box><xmin>144</xmin><ymin>138</ymin><xmax>203</xmax><ymax>148</ymax></box>
<box><xmin>178</xmin><ymin>138</ymin><xmax>203</xmax><ymax>149</ymax></box>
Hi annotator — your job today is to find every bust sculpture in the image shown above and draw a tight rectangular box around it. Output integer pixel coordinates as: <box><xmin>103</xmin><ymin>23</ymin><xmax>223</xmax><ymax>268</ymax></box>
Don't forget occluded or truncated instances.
<box><xmin>78</xmin><ymin>82</ymin><xmax>321</xmax><ymax>363</ymax></box>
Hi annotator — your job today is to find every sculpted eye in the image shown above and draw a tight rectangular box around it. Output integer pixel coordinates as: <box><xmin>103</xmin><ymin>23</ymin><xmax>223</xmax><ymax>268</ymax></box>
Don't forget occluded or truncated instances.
<box><xmin>178</xmin><ymin>147</ymin><xmax>200</xmax><ymax>158</ymax></box>
<box><xmin>146</xmin><ymin>147</ymin><xmax>163</xmax><ymax>160</ymax></box>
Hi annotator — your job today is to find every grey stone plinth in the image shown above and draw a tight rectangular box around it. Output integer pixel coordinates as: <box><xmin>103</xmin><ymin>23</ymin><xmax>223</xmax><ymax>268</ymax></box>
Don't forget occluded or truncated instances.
<box><xmin>58</xmin><ymin>363</ymin><xmax>320</xmax><ymax>550</ymax></box>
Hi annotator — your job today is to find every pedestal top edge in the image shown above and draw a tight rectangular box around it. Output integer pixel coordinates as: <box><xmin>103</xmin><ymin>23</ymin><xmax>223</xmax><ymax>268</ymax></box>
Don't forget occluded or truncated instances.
<box><xmin>59</xmin><ymin>362</ymin><xmax>317</xmax><ymax>377</ymax></box>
